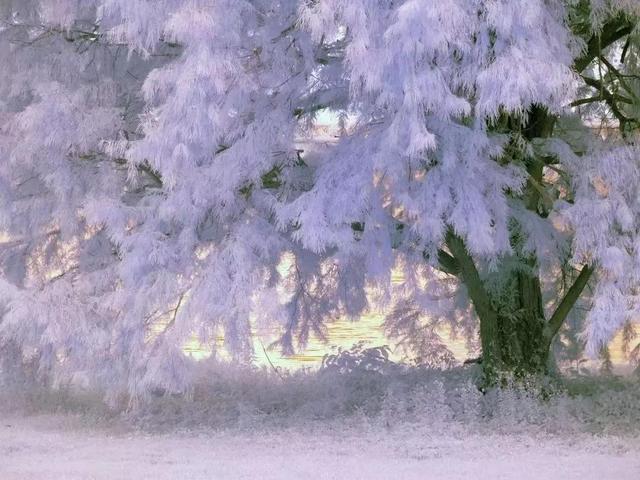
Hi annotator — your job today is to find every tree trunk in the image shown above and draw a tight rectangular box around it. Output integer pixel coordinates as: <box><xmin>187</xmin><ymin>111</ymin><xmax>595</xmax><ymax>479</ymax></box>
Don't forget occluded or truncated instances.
<box><xmin>447</xmin><ymin>232</ymin><xmax>551</xmax><ymax>382</ymax></box>
<box><xmin>487</xmin><ymin>106</ymin><xmax>556</xmax><ymax>377</ymax></box>
<box><xmin>495</xmin><ymin>268</ymin><xmax>549</xmax><ymax>376</ymax></box>
<box><xmin>444</xmin><ymin>105</ymin><xmax>595</xmax><ymax>384</ymax></box>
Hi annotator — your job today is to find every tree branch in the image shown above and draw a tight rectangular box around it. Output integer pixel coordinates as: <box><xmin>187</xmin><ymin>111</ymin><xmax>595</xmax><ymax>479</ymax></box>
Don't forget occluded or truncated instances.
<box><xmin>544</xmin><ymin>264</ymin><xmax>594</xmax><ymax>344</ymax></box>
<box><xmin>574</xmin><ymin>18</ymin><xmax>634</xmax><ymax>73</ymax></box>
<box><xmin>445</xmin><ymin>231</ymin><xmax>502</xmax><ymax>368</ymax></box>
<box><xmin>434</xmin><ymin>248</ymin><xmax>460</xmax><ymax>276</ymax></box>
<box><xmin>581</xmin><ymin>75</ymin><xmax>633</xmax><ymax>104</ymax></box>
<box><xmin>598</xmin><ymin>55</ymin><xmax>640</xmax><ymax>102</ymax></box>
<box><xmin>570</xmin><ymin>95</ymin><xmax>608</xmax><ymax>107</ymax></box>
<box><xmin>580</xmin><ymin>75</ymin><xmax>634</xmax><ymax>124</ymax></box>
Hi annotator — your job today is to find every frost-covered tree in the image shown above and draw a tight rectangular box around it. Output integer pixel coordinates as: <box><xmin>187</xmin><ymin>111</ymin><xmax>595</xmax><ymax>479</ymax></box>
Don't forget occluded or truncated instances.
<box><xmin>0</xmin><ymin>1</ymin><xmax>639</xmax><ymax>400</ymax></box>
<box><xmin>293</xmin><ymin>0</ymin><xmax>640</xmax><ymax>380</ymax></box>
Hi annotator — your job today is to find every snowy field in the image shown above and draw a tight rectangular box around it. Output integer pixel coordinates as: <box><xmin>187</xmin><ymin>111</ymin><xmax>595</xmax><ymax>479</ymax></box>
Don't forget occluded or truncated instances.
<box><xmin>1</xmin><ymin>413</ymin><xmax>640</xmax><ymax>480</ymax></box>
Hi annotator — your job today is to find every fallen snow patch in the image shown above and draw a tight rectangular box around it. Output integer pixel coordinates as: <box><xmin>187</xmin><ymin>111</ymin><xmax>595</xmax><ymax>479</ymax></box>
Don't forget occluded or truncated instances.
<box><xmin>1</xmin><ymin>413</ymin><xmax>639</xmax><ymax>480</ymax></box>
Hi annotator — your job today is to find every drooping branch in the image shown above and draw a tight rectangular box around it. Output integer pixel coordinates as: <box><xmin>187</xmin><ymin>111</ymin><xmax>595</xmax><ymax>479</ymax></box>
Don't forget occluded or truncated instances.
<box><xmin>114</xmin><ymin>158</ymin><xmax>163</xmax><ymax>188</ymax></box>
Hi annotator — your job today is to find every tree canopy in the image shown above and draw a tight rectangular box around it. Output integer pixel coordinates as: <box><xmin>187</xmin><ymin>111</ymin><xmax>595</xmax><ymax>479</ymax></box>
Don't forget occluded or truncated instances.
<box><xmin>0</xmin><ymin>1</ymin><xmax>639</xmax><ymax>399</ymax></box>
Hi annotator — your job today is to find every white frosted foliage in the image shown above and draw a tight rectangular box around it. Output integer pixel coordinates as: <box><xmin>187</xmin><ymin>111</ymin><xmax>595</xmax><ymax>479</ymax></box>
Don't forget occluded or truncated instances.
<box><xmin>0</xmin><ymin>1</ymin><xmax>638</xmax><ymax>398</ymax></box>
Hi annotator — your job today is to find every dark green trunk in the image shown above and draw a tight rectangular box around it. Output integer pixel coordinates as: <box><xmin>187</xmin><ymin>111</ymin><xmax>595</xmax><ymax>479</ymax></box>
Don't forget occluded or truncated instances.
<box><xmin>495</xmin><ymin>268</ymin><xmax>549</xmax><ymax>376</ymax></box>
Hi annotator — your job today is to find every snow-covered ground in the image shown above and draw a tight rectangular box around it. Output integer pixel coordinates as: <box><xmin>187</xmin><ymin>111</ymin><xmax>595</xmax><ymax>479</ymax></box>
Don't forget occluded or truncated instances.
<box><xmin>2</xmin><ymin>413</ymin><xmax>639</xmax><ymax>480</ymax></box>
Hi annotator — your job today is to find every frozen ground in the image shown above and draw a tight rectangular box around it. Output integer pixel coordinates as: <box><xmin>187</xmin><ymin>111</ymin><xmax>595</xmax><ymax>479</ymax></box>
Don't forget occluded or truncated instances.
<box><xmin>1</xmin><ymin>413</ymin><xmax>640</xmax><ymax>480</ymax></box>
